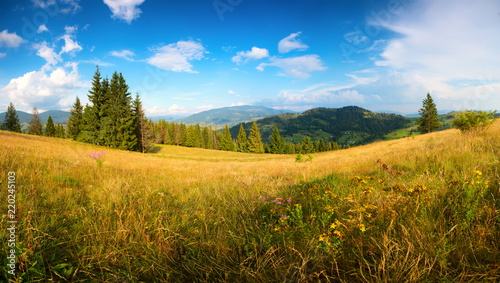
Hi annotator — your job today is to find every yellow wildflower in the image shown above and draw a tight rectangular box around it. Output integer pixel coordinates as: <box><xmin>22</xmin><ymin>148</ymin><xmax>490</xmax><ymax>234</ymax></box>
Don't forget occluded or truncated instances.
<box><xmin>358</xmin><ymin>223</ymin><xmax>366</xmax><ymax>232</ymax></box>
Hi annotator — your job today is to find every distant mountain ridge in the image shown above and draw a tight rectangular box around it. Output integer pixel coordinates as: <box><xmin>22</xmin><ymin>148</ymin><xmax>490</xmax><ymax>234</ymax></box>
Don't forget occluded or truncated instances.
<box><xmin>230</xmin><ymin>106</ymin><xmax>411</xmax><ymax>145</ymax></box>
<box><xmin>176</xmin><ymin>105</ymin><xmax>293</xmax><ymax>127</ymax></box>
<box><xmin>0</xmin><ymin>110</ymin><xmax>70</xmax><ymax>124</ymax></box>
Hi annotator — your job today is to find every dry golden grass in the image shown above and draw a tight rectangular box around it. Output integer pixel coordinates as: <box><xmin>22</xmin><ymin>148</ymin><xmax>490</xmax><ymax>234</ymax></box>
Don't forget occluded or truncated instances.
<box><xmin>0</xmin><ymin>121</ymin><xmax>499</xmax><ymax>282</ymax></box>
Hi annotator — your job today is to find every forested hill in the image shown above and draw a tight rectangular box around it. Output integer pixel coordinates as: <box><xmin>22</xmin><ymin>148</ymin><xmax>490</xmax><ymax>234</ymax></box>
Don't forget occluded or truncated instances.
<box><xmin>230</xmin><ymin>106</ymin><xmax>411</xmax><ymax>145</ymax></box>
<box><xmin>177</xmin><ymin>105</ymin><xmax>292</xmax><ymax>128</ymax></box>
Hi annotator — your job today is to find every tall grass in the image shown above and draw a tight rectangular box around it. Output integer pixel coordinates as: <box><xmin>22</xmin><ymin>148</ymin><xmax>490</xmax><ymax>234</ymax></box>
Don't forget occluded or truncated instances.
<box><xmin>1</xmin><ymin>121</ymin><xmax>499</xmax><ymax>282</ymax></box>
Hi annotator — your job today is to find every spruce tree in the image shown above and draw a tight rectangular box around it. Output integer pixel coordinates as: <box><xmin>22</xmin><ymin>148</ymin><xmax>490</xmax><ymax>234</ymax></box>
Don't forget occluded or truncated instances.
<box><xmin>45</xmin><ymin>115</ymin><xmax>56</xmax><ymax>137</ymax></box>
<box><xmin>248</xmin><ymin>121</ymin><xmax>264</xmax><ymax>153</ymax></box>
<box><xmin>87</xmin><ymin>66</ymin><xmax>103</xmax><ymax>144</ymax></box>
<box><xmin>301</xmin><ymin>137</ymin><xmax>313</xmax><ymax>154</ymax></box>
<box><xmin>29</xmin><ymin>107</ymin><xmax>43</xmax><ymax>135</ymax></box>
<box><xmin>221</xmin><ymin>123</ymin><xmax>234</xmax><ymax>151</ymax></box>
<box><xmin>194</xmin><ymin>123</ymin><xmax>202</xmax><ymax>148</ymax></box>
<box><xmin>59</xmin><ymin>124</ymin><xmax>65</xmax><ymax>138</ymax></box>
<box><xmin>270</xmin><ymin>124</ymin><xmax>285</xmax><ymax>154</ymax></box>
<box><xmin>67</xmin><ymin>96</ymin><xmax>83</xmax><ymax>140</ymax></box>
<box><xmin>2</xmin><ymin>102</ymin><xmax>21</xmax><ymax>132</ymax></box>
<box><xmin>202</xmin><ymin>126</ymin><xmax>213</xmax><ymax>149</ymax></box>
<box><xmin>235</xmin><ymin>124</ymin><xmax>248</xmax><ymax>152</ymax></box>
<box><xmin>186</xmin><ymin>124</ymin><xmax>196</xmax><ymax>147</ymax></box>
<box><xmin>79</xmin><ymin>104</ymin><xmax>95</xmax><ymax>142</ymax></box>
<box><xmin>417</xmin><ymin>93</ymin><xmax>441</xmax><ymax>133</ymax></box>
<box><xmin>133</xmin><ymin>94</ymin><xmax>153</xmax><ymax>153</ymax></box>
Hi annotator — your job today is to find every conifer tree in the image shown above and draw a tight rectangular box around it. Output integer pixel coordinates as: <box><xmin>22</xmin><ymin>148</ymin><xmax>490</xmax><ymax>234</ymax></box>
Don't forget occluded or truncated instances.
<box><xmin>202</xmin><ymin>126</ymin><xmax>213</xmax><ymax>149</ymax></box>
<box><xmin>248</xmin><ymin>121</ymin><xmax>264</xmax><ymax>153</ymax></box>
<box><xmin>29</xmin><ymin>107</ymin><xmax>43</xmax><ymax>135</ymax></box>
<box><xmin>87</xmin><ymin>66</ymin><xmax>103</xmax><ymax>144</ymax></box>
<box><xmin>186</xmin><ymin>124</ymin><xmax>196</xmax><ymax>147</ymax></box>
<box><xmin>45</xmin><ymin>115</ymin><xmax>56</xmax><ymax>137</ymax></box>
<box><xmin>194</xmin><ymin>123</ymin><xmax>202</xmax><ymax>148</ymax></box>
<box><xmin>221</xmin><ymin>123</ymin><xmax>234</xmax><ymax>151</ymax></box>
<box><xmin>417</xmin><ymin>93</ymin><xmax>441</xmax><ymax>133</ymax></box>
<box><xmin>133</xmin><ymin>94</ymin><xmax>152</xmax><ymax>153</ymax></box>
<box><xmin>270</xmin><ymin>124</ymin><xmax>285</xmax><ymax>154</ymax></box>
<box><xmin>235</xmin><ymin>124</ymin><xmax>248</xmax><ymax>152</ymax></box>
<box><xmin>179</xmin><ymin>123</ymin><xmax>188</xmax><ymax>146</ymax></box>
<box><xmin>59</xmin><ymin>124</ymin><xmax>65</xmax><ymax>138</ymax></box>
<box><xmin>2</xmin><ymin>102</ymin><xmax>21</xmax><ymax>132</ymax></box>
<box><xmin>67</xmin><ymin>96</ymin><xmax>83</xmax><ymax>140</ymax></box>
<box><xmin>301</xmin><ymin>137</ymin><xmax>313</xmax><ymax>154</ymax></box>
<box><xmin>79</xmin><ymin>104</ymin><xmax>95</xmax><ymax>142</ymax></box>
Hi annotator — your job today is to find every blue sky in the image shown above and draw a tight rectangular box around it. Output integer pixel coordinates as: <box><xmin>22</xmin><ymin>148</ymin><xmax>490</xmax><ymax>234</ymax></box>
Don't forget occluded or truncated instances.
<box><xmin>0</xmin><ymin>0</ymin><xmax>499</xmax><ymax>116</ymax></box>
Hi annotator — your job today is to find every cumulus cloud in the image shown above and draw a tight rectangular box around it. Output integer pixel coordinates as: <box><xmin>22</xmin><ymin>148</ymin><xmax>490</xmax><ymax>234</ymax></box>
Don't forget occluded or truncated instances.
<box><xmin>146</xmin><ymin>104</ymin><xmax>214</xmax><ymax>115</ymax></box>
<box><xmin>278</xmin><ymin>32</ymin><xmax>309</xmax><ymax>53</ymax></box>
<box><xmin>37</xmin><ymin>25</ymin><xmax>49</xmax><ymax>33</ymax></box>
<box><xmin>103</xmin><ymin>0</ymin><xmax>146</xmax><ymax>24</ymax></box>
<box><xmin>147</xmin><ymin>40</ymin><xmax>206</xmax><ymax>73</ymax></box>
<box><xmin>0</xmin><ymin>63</ymin><xmax>85</xmax><ymax>110</ymax></box>
<box><xmin>374</xmin><ymin>0</ymin><xmax>500</xmax><ymax>110</ymax></box>
<box><xmin>257</xmin><ymin>55</ymin><xmax>326</xmax><ymax>79</ymax></box>
<box><xmin>0</xmin><ymin>30</ymin><xmax>26</xmax><ymax>48</ymax></box>
<box><xmin>228</xmin><ymin>90</ymin><xmax>235</xmax><ymax>95</ymax></box>
<box><xmin>34</xmin><ymin>42</ymin><xmax>62</xmax><ymax>65</ymax></box>
<box><xmin>110</xmin><ymin>49</ymin><xmax>135</xmax><ymax>61</ymax></box>
<box><xmin>232</xmin><ymin>47</ymin><xmax>269</xmax><ymax>64</ymax></box>
<box><xmin>32</xmin><ymin>0</ymin><xmax>81</xmax><ymax>14</ymax></box>
<box><xmin>59</xmin><ymin>26</ymin><xmax>82</xmax><ymax>55</ymax></box>
<box><xmin>0</xmin><ymin>53</ymin><xmax>6</xmax><ymax>59</ymax></box>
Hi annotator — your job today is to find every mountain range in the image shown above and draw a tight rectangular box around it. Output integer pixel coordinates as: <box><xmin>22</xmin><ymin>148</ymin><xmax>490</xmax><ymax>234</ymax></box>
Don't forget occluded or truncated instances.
<box><xmin>0</xmin><ymin>110</ymin><xmax>71</xmax><ymax>125</ymax></box>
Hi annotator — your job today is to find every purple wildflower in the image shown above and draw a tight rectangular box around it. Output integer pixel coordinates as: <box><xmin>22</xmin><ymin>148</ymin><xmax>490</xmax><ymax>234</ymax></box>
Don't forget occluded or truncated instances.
<box><xmin>287</xmin><ymin>199</ymin><xmax>291</xmax><ymax>203</ymax></box>
<box><xmin>262</xmin><ymin>197</ymin><xmax>267</xmax><ymax>201</ymax></box>
<box><xmin>278</xmin><ymin>202</ymin><xmax>282</xmax><ymax>205</ymax></box>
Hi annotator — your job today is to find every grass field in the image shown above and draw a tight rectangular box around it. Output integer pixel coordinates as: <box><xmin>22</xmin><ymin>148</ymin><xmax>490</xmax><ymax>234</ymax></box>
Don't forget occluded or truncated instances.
<box><xmin>1</xmin><ymin>121</ymin><xmax>500</xmax><ymax>282</ymax></box>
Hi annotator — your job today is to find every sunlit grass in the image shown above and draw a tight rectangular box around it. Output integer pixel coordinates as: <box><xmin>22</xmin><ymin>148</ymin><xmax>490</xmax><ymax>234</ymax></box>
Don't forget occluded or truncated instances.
<box><xmin>1</xmin><ymin>121</ymin><xmax>499</xmax><ymax>282</ymax></box>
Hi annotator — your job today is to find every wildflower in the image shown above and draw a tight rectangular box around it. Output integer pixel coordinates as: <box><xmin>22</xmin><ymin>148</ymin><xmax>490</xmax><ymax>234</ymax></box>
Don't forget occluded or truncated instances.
<box><xmin>253</xmin><ymin>194</ymin><xmax>256</xmax><ymax>197</ymax></box>
<box><xmin>278</xmin><ymin>201</ymin><xmax>282</xmax><ymax>205</ymax></box>
<box><xmin>287</xmin><ymin>199</ymin><xmax>291</xmax><ymax>203</ymax></box>
<box><xmin>475</xmin><ymin>170</ymin><xmax>482</xmax><ymax>176</ymax></box>
<box><xmin>358</xmin><ymin>223</ymin><xmax>366</xmax><ymax>232</ymax></box>
<box><xmin>281</xmin><ymin>215</ymin><xmax>287</xmax><ymax>219</ymax></box>
<box><xmin>262</xmin><ymin>197</ymin><xmax>267</xmax><ymax>201</ymax></box>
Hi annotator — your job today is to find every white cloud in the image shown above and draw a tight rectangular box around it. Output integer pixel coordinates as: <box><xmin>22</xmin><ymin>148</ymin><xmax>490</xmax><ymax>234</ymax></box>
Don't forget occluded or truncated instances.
<box><xmin>146</xmin><ymin>104</ymin><xmax>214</xmax><ymax>116</ymax></box>
<box><xmin>232</xmin><ymin>47</ymin><xmax>269</xmax><ymax>64</ymax></box>
<box><xmin>59</xmin><ymin>26</ymin><xmax>82</xmax><ymax>55</ymax></box>
<box><xmin>275</xmin><ymin>87</ymin><xmax>366</xmax><ymax>105</ymax></box>
<box><xmin>147</xmin><ymin>40</ymin><xmax>206</xmax><ymax>73</ymax></box>
<box><xmin>228</xmin><ymin>90</ymin><xmax>235</xmax><ymax>95</ymax></box>
<box><xmin>37</xmin><ymin>25</ymin><xmax>49</xmax><ymax>33</ymax></box>
<box><xmin>110</xmin><ymin>49</ymin><xmax>135</xmax><ymax>61</ymax></box>
<box><xmin>278</xmin><ymin>32</ymin><xmax>309</xmax><ymax>53</ymax></box>
<box><xmin>32</xmin><ymin>0</ymin><xmax>81</xmax><ymax>14</ymax></box>
<box><xmin>230</xmin><ymin>102</ymin><xmax>247</xmax><ymax>106</ymax></box>
<box><xmin>0</xmin><ymin>53</ymin><xmax>6</xmax><ymax>59</ymax></box>
<box><xmin>0</xmin><ymin>30</ymin><xmax>26</xmax><ymax>48</ymax></box>
<box><xmin>257</xmin><ymin>55</ymin><xmax>326</xmax><ymax>79</ymax></box>
<box><xmin>34</xmin><ymin>42</ymin><xmax>62</xmax><ymax>65</ymax></box>
<box><xmin>0</xmin><ymin>63</ymin><xmax>85</xmax><ymax>110</ymax></box>
<box><xmin>103</xmin><ymin>0</ymin><xmax>145</xmax><ymax>24</ymax></box>
<box><xmin>374</xmin><ymin>0</ymin><xmax>500</xmax><ymax>110</ymax></box>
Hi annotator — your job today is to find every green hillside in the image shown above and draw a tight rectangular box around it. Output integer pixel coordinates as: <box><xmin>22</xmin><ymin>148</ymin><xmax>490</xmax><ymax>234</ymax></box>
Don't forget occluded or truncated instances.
<box><xmin>230</xmin><ymin>106</ymin><xmax>411</xmax><ymax>145</ymax></box>
<box><xmin>177</xmin><ymin>105</ymin><xmax>292</xmax><ymax>128</ymax></box>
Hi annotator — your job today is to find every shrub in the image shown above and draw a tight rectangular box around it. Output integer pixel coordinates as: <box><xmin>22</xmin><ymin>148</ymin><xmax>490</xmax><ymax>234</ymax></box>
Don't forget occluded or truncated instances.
<box><xmin>452</xmin><ymin>110</ymin><xmax>496</xmax><ymax>132</ymax></box>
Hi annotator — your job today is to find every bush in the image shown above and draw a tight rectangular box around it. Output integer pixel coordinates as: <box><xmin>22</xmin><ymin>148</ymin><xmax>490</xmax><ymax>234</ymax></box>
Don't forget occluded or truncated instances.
<box><xmin>452</xmin><ymin>110</ymin><xmax>496</xmax><ymax>132</ymax></box>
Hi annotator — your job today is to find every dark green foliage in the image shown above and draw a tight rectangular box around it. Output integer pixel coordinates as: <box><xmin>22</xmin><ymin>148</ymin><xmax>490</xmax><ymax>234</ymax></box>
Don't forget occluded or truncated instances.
<box><xmin>45</xmin><ymin>116</ymin><xmax>56</xmax><ymax>137</ymax></box>
<box><xmin>220</xmin><ymin>123</ymin><xmax>234</xmax><ymax>151</ymax></box>
<box><xmin>86</xmin><ymin>66</ymin><xmax>104</xmax><ymax>144</ymax></box>
<box><xmin>2</xmin><ymin>102</ymin><xmax>21</xmax><ymax>132</ymax></box>
<box><xmin>186</xmin><ymin>124</ymin><xmax>196</xmax><ymax>147</ymax></box>
<box><xmin>29</xmin><ymin>107</ymin><xmax>43</xmax><ymax>135</ymax></box>
<box><xmin>79</xmin><ymin>104</ymin><xmax>95</xmax><ymax>143</ymax></box>
<box><xmin>269</xmin><ymin>124</ymin><xmax>285</xmax><ymax>154</ymax></box>
<box><xmin>133</xmin><ymin>94</ymin><xmax>153</xmax><ymax>153</ymax></box>
<box><xmin>230</xmin><ymin>106</ymin><xmax>410</xmax><ymax>145</ymax></box>
<box><xmin>67</xmin><ymin>97</ymin><xmax>83</xmax><ymax>140</ymax></box>
<box><xmin>417</xmin><ymin>93</ymin><xmax>441</xmax><ymax>133</ymax></box>
<box><xmin>202</xmin><ymin>126</ymin><xmax>213</xmax><ymax>149</ymax></box>
<box><xmin>301</xmin><ymin>137</ymin><xmax>313</xmax><ymax>154</ymax></box>
<box><xmin>248</xmin><ymin>121</ymin><xmax>264</xmax><ymax>153</ymax></box>
<box><xmin>55</xmin><ymin>123</ymin><xmax>65</xmax><ymax>138</ymax></box>
<box><xmin>452</xmin><ymin>110</ymin><xmax>496</xmax><ymax>132</ymax></box>
<box><xmin>235</xmin><ymin>124</ymin><xmax>248</xmax><ymax>152</ymax></box>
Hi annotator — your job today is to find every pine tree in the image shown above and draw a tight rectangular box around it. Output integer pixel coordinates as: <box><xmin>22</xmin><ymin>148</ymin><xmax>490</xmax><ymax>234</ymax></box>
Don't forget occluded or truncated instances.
<box><xmin>29</xmin><ymin>107</ymin><xmax>43</xmax><ymax>135</ymax></box>
<box><xmin>269</xmin><ymin>124</ymin><xmax>285</xmax><ymax>154</ymax></box>
<box><xmin>2</xmin><ymin>102</ymin><xmax>21</xmax><ymax>132</ymax></box>
<box><xmin>202</xmin><ymin>126</ymin><xmax>213</xmax><ymax>149</ymax></box>
<box><xmin>45</xmin><ymin>115</ymin><xmax>56</xmax><ymax>137</ymax></box>
<box><xmin>59</xmin><ymin>124</ymin><xmax>65</xmax><ymax>138</ymax></box>
<box><xmin>179</xmin><ymin>123</ymin><xmax>188</xmax><ymax>146</ymax></box>
<box><xmin>79</xmin><ymin>104</ymin><xmax>95</xmax><ymax>143</ymax></box>
<box><xmin>133</xmin><ymin>94</ymin><xmax>153</xmax><ymax>153</ymax></box>
<box><xmin>235</xmin><ymin>124</ymin><xmax>248</xmax><ymax>152</ymax></box>
<box><xmin>417</xmin><ymin>93</ymin><xmax>441</xmax><ymax>133</ymax></box>
<box><xmin>248</xmin><ymin>121</ymin><xmax>264</xmax><ymax>153</ymax></box>
<box><xmin>221</xmin><ymin>123</ymin><xmax>234</xmax><ymax>151</ymax></box>
<box><xmin>67</xmin><ymin>96</ymin><xmax>83</xmax><ymax>140</ymax></box>
<box><xmin>194</xmin><ymin>123</ymin><xmax>202</xmax><ymax>148</ymax></box>
<box><xmin>186</xmin><ymin>124</ymin><xmax>196</xmax><ymax>147</ymax></box>
<box><xmin>87</xmin><ymin>66</ymin><xmax>103</xmax><ymax>144</ymax></box>
<box><xmin>301</xmin><ymin>137</ymin><xmax>313</xmax><ymax>154</ymax></box>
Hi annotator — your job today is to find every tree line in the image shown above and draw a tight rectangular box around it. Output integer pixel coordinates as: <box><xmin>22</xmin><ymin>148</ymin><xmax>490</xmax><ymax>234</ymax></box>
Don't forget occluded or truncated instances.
<box><xmin>148</xmin><ymin>119</ymin><xmax>343</xmax><ymax>154</ymax></box>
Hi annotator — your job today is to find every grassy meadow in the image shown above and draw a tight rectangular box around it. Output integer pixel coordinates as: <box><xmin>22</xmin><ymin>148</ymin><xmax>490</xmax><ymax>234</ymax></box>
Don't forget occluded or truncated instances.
<box><xmin>1</xmin><ymin>121</ymin><xmax>500</xmax><ymax>282</ymax></box>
